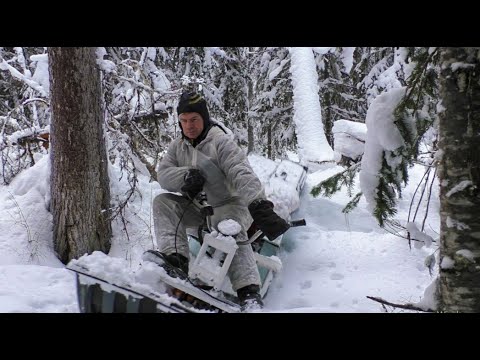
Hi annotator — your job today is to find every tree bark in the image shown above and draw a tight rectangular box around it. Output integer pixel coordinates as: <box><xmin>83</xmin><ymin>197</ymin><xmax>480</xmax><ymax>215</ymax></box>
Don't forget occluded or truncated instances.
<box><xmin>247</xmin><ymin>117</ymin><xmax>254</xmax><ymax>154</ymax></box>
<box><xmin>437</xmin><ymin>47</ymin><xmax>480</xmax><ymax>312</ymax></box>
<box><xmin>247</xmin><ymin>64</ymin><xmax>254</xmax><ymax>155</ymax></box>
<box><xmin>48</xmin><ymin>47</ymin><xmax>112</xmax><ymax>264</ymax></box>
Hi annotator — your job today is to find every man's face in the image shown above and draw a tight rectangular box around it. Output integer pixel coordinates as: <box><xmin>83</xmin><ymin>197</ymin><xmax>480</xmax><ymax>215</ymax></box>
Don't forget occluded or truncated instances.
<box><xmin>179</xmin><ymin>112</ymin><xmax>204</xmax><ymax>139</ymax></box>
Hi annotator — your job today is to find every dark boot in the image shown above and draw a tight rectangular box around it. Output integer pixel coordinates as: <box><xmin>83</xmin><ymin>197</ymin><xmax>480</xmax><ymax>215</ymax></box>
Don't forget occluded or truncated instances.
<box><xmin>237</xmin><ymin>284</ymin><xmax>263</xmax><ymax>311</ymax></box>
<box><xmin>164</xmin><ymin>253</ymin><xmax>189</xmax><ymax>275</ymax></box>
<box><xmin>143</xmin><ymin>250</ymin><xmax>189</xmax><ymax>279</ymax></box>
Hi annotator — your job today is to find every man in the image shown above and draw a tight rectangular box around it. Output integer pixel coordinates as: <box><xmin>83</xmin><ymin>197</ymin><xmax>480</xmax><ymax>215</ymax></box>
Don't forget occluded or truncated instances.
<box><xmin>152</xmin><ymin>91</ymin><xmax>289</xmax><ymax>310</ymax></box>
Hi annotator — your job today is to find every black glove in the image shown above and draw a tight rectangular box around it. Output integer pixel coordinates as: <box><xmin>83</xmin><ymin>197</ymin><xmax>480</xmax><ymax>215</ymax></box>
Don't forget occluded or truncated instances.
<box><xmin>181</xmin><ymin>169</ymin><xmax>205</xmax><ymax>200</ymax></box>
<box><xmin>248</xmin><ymin>199</ymin><xmax>290</xmax><ymax>241</ymax></box>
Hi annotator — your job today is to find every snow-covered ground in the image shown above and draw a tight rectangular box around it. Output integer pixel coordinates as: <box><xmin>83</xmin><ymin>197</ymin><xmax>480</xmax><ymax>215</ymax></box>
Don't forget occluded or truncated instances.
<box><xmin>0</xmin><ymin>153</ymin><xmax>439</xmax><ymax>313</ymax></box>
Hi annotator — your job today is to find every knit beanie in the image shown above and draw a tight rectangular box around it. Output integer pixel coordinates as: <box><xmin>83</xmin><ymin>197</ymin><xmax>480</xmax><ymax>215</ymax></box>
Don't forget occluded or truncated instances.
<box><xmin>176</xmin><ymin>91</ymin><xmax>210</xmax><ymax>128</ymax></box>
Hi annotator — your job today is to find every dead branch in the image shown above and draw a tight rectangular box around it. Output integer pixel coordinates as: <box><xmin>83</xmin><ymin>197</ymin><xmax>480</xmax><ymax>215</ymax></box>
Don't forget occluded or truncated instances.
<box><xmin>421</xmin><ymin>167</ymin><xmax>437</xmax><ymax>232</ymax></box>
<box><xmin>366</xmin><ymin>296</ymin><xmax>435</xmax><ymax>312</ymax></box>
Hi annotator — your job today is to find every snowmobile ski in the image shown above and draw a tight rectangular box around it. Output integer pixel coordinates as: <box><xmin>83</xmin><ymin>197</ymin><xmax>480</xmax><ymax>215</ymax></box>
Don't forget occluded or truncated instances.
<box><xmin>68</xmin><ymin>264</ymin><xmax>198</xmax><ymax>313</ymax></box>
<box><xmin>142</xmin><ymin>250</ymin><xmax>241</xmax><ymax>313</ymax></box>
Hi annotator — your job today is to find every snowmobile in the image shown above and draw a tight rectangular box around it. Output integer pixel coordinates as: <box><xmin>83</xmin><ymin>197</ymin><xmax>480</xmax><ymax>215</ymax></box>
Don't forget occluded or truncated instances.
<box><xmin>68</xmin><ymin>159</ymin><xmax>308</xmax><ymax>313</ymax></box>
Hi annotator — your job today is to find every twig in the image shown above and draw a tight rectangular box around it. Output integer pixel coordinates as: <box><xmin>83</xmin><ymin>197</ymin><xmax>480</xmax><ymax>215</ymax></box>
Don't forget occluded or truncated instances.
<box><xmin>408</xmin><ymin>166</ymin><xmax>431</xmax><ymax>222</ymax></box>
<box><xmin>421</xmin><ymin>167</ymin><xmax>437</xmax><ymax>232</ymax></box>
<box><xmin>149</xmin><ymin>185</ymin><xmax>155</xmax><ymax>248</ymax></box>
<box><xmin>413</xmin><ymin>167</ymin><xmax>431</xmax><ymax>222</ymax></box>
<box><xmin>7</xmin><ymin>191</ymin><xmax>31</xmax><ymax>243</ymax></box>
<box><xmin>22</xmin><ymin>98</ymin><xmax>50</xmax><ymax>107</ymax></box>
<box><xmin>403</xmin><ymin>48</ymin><xmax>438</xmax><ymax>105</ymax></box>
<box><xmin>130</xmin><ymin>121</ymin><xmax>156</xmax><ymax>146</ymax></box>
<box><xmin>366</xmin><ymin>296</ymin><xmax>435</xmax><ymax>312</ymax></box>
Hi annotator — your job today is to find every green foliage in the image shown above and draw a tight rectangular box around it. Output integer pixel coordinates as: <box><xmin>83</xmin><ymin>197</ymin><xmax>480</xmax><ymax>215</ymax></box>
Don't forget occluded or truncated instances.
<box><xmin>394</xmin><ymin>47</ymin><xmax>440</xmax><ymax>164</ymax></box>
<box><xmin>311</xmin><ymin>163</ymin><xmax>360</xmax><ymax>198</ymax></box>
<box><xmin>353</xmin><ymin>47</ymin><xmax>396</xmax><ymax>107</ymax></box>
<box><xmin>373</xmin><ymin>154</ymin><xmax>401</xmax><ymax>226</ymax></box>
<box><xmin>370</xmin><ymin>47</ymin><xmax>439</xmax><ymax>227</ymax></box>
<box><xmin>310</xmin><ymin>163</ymin><xmax>364</xmax><ymax>216</ymax></box>
<box><xmin>208</xmin><ymin>47</ymin><xmax>250</xmax><ymax>146</ymax></box>
<box><xmin>315</xmin><ymin>48</ymin><xmax>369</xmax><ymax>146</ymax></box>
<box><xmin>251</xmin><ymin>47</ymin><xmax>295</xmax><ymax>159</ymax></box>
<box><xmin>342</xmin><ymin>192</ymin><xmax>362</xmax><ymax>214</ymax></box>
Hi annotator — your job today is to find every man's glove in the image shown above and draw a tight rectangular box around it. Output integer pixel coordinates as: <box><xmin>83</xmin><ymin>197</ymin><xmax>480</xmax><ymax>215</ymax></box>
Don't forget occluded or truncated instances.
<box><xmin>181</xmin><ymin>169</ymin><xmax>205</xmax><ymax>200</ymax></box>
<box><xmin>248</xmin><ymin>199</ymin><xmax>290</xmax><ymax>241</ymax></box>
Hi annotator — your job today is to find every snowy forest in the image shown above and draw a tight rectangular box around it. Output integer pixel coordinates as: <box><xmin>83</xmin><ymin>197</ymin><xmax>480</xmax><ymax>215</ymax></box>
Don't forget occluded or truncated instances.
<box><xmin>0</xmin><ymin>47</ymin><xmax>479</xmax><ymax>312</ymax></box>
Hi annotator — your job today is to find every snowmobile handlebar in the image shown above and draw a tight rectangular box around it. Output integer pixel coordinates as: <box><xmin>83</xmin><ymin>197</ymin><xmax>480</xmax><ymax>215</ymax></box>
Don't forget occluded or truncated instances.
<box><xmin>192</xmin><ymin>191</ymin><xmax>214</xmax><ymax>217</ymax></box>
<box><xmin>240</xmin><ymin>218</ymin><xmax>306</xmax><ymax>246</ymax></box>
<box><xmin>289</xmin><ymin>219</ymin><xmax>306</xmax><ymax>227</ymax></box>
<box><xmin>191</xmin><ymin>192</ymin><xmax>306</xmax><ymax>244</ymax></box>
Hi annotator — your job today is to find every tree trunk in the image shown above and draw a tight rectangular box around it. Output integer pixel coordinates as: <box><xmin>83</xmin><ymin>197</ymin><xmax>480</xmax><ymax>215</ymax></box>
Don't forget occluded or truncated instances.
<box><xmin>324</xmin><ymin>90</ymin><xmax>334</xmax><ymax>148</ymax></box>
<box><xmin>437</xmin><ymin>47</ymin><xmax>480</xmax><ymax>312</ymax></box>
<box><xmin>267</xmin><ymin>123</ymin><xmax>272</xmax><ymax>159</ymax></box>
<box><xmin>289</xmin><ymin>47</ymin><xmax>334</xmax><ymax>164</ymax></box>
<box><xmin>247</xmin><ymin>67</ymin><xmax>254</xmax><ymax>154</ymax></box>
<box><xmin>48</xmin><ymin>47</ymin><xmax>112</xmax><ymax>264</ymax></box>
<box><xmin>247</xmin><ymin>117</ymin><xmax>254</xmax><ymax>154</ymax></box>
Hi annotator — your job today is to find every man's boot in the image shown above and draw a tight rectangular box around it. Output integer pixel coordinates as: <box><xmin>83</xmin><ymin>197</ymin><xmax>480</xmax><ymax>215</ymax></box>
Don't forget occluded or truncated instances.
<box><xmin>143</xmin><ymin>250</ymin><xmax>189</xmax><ymax>279</ymax></box>
<box><xmin>237</xmin><ymin>284</ymin><xmax>263</xmax><ymax>311</ymax></box>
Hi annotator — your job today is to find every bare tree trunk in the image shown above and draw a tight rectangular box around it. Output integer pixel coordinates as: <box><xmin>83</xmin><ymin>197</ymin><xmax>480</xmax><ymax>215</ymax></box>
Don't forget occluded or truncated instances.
<box><xmin>48</xmin><ymin>47</ymin><xmax>112</xmax><ymax>264</ymax></box>
<box><xmin>289</xmin><ymin>47</ymin><xmax>334</xmax><ymax>164</ymax></box>
<box><xmin>247</xmin><ymin>68</ymin><xmax>254</xmax><ymax>154</ymax></box>
<box><xmin>247</xmin><ymin>117</ymin><xmax>254</xmax><ymax>154</ymax></box>
<box><xmin>321</xmin><ymin>63</ymin><xmax>334</xmax><ymax>148</ymax></box>
<box><xmin>267</xmin><ymin>123</ymin><xmax>272</xmax><ymax>159</ymax></box>
<box><xmin>323</xmin><ymin>90</ymin><xmax>334</xmax><ymax>148</ymax></box>
<box><xmin>437</xmin><ymin>47</ymin><xmax>480</xmax><ymax>312</ymax></box>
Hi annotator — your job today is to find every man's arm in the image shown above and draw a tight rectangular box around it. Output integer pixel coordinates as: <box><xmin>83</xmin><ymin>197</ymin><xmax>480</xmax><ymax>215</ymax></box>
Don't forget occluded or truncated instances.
<box><xmin>215</xmin><ymin>134</ymin><xmax>266</xmax><ymax>204</ymax></box>
<box><xmin>157</xmin><ymin>141</ymin><xmax>190</xmax><ymax>193</ymax></box>
<box><xmin>215</xmin><ymin>134</ymin><xmax>290</xmax><ymax>240</ymax></box>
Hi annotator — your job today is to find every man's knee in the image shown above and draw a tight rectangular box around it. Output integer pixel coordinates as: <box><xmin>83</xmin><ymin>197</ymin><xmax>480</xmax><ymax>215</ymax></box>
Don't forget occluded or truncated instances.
<box><xmin>153</xmin><ymin>193</ymin><xmax>180</xmax><ymax>213</ymax></box>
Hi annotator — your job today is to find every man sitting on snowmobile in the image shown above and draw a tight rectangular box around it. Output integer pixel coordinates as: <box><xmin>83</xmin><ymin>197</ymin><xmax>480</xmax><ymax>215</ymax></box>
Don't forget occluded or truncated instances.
<box><xmin>152</xmin><ymin>91</ymin><xmax>289</xmax><ymax>310</ymax></box>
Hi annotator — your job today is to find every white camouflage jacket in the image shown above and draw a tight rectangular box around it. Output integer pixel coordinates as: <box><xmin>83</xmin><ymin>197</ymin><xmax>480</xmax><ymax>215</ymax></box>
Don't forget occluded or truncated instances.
<box><xmin>157</xmin><ymin>125</ymin><xmax>266</xmax><ymax>208</ymax></box>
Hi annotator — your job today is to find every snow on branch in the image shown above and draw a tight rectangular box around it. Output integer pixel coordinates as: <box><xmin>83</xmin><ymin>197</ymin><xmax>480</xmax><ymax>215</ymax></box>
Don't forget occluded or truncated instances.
<box><xmin>0</xmin><ymin>59</ymin><xmax>48</xmax><ymax>97</ymax></box>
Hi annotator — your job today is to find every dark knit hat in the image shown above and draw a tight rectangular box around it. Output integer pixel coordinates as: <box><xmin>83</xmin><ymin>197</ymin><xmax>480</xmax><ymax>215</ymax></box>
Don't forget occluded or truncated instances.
<box><xmin>177</xmin><ymin>91</ymin><xmax>210</xmax><ymax>127</ymax></box>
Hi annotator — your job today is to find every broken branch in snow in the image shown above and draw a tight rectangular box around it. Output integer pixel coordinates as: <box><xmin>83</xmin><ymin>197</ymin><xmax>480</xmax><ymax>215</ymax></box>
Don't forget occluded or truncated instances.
<box><xmin>366</xmin><ymin>296</ymin><xmax>435</xmax><ymax>312</ymax></box>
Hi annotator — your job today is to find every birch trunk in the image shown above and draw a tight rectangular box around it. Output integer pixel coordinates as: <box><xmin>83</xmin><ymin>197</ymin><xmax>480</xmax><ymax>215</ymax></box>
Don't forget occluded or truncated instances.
<box><xmin>437</xmin><ymin>47</ymin><xmax>480</xmax><ymax>312</ymax></box>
